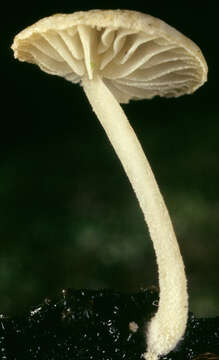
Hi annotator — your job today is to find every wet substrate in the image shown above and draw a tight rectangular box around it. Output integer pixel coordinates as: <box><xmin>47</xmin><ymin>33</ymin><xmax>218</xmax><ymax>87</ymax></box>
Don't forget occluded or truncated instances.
<box><xmin>0</xmin><ymin>288</ymin><xmax>218</xmax><ymax>359</ymax></box>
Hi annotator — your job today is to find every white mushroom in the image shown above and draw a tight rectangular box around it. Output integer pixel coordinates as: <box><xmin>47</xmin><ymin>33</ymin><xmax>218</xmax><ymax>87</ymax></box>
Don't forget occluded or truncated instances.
<box><xmin>11</xmin><ymin>9</ymin><xmax>208</xmax><ymax>360</ymax></box>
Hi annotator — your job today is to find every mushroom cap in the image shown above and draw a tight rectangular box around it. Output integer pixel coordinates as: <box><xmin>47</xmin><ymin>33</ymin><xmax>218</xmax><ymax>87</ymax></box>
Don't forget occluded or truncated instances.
<box><xmin>11</xmin><ymin>9</ymin><xmax>208</xmax><ymax>103</ymax></box>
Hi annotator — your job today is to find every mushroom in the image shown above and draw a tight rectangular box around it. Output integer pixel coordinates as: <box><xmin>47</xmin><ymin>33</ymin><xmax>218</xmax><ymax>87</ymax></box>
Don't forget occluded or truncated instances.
<box><xmin>11</xmin><ymin>9</ymin><xmax>208</xmax><ymax>360</ymax></box>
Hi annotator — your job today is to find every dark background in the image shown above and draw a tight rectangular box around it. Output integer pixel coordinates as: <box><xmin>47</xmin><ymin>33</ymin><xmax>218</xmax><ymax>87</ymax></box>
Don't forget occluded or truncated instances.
<box><xmin>1</xmin><ymin>1</ymin><xmax>218</xmax><ymax>318</ymax></box>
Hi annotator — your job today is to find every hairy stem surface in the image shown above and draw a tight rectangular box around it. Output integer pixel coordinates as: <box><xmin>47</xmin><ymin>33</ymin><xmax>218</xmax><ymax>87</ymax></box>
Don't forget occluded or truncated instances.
<box><xmin>82</xmin><ymin>75</ymin><xmax>188</xmax><ymax>360</ymax></box>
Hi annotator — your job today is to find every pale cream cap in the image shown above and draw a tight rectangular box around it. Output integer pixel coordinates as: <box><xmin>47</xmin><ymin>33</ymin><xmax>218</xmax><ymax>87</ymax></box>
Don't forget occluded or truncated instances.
<box><xmin>12</xmin><ymin>9</ymin><xmax>208</xmax><ymax>103</ymax></box>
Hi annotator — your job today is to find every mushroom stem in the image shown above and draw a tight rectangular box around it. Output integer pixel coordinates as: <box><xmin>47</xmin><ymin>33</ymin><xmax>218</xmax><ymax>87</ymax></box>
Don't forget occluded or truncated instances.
<box><xmin>82</xmin><ymin>75</ymin><xmax>188</xmax><ymax>360</ymax></box>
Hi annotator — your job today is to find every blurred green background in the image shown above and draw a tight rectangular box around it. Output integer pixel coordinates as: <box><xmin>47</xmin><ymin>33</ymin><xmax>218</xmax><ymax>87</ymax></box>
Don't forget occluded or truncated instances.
<box><xmin>1</xmin><ymin>2</ymin><xmax>218</xmax><ymax>318</ymax></box>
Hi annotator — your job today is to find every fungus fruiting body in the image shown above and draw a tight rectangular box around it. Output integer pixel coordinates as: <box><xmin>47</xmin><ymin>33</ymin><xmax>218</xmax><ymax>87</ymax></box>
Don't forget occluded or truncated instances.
<box><xmin>11</xmin><ymin>10</ymin><xmax>208</xmax><ymax>360</ymax></box>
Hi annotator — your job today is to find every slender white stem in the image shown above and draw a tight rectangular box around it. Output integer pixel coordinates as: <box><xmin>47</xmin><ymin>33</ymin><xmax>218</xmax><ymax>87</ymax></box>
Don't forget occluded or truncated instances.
<box><xmin>82</xmin><ymin>75</ymin><xmax>188</xmax><ymax>360</ymax></box>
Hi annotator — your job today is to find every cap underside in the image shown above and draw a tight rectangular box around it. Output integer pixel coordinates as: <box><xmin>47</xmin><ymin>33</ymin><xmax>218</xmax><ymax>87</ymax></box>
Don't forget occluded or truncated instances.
<box><xmin>12</xmin><ymin>10</ymin><xmax>208</xmax><ymax>103</ymax></box>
